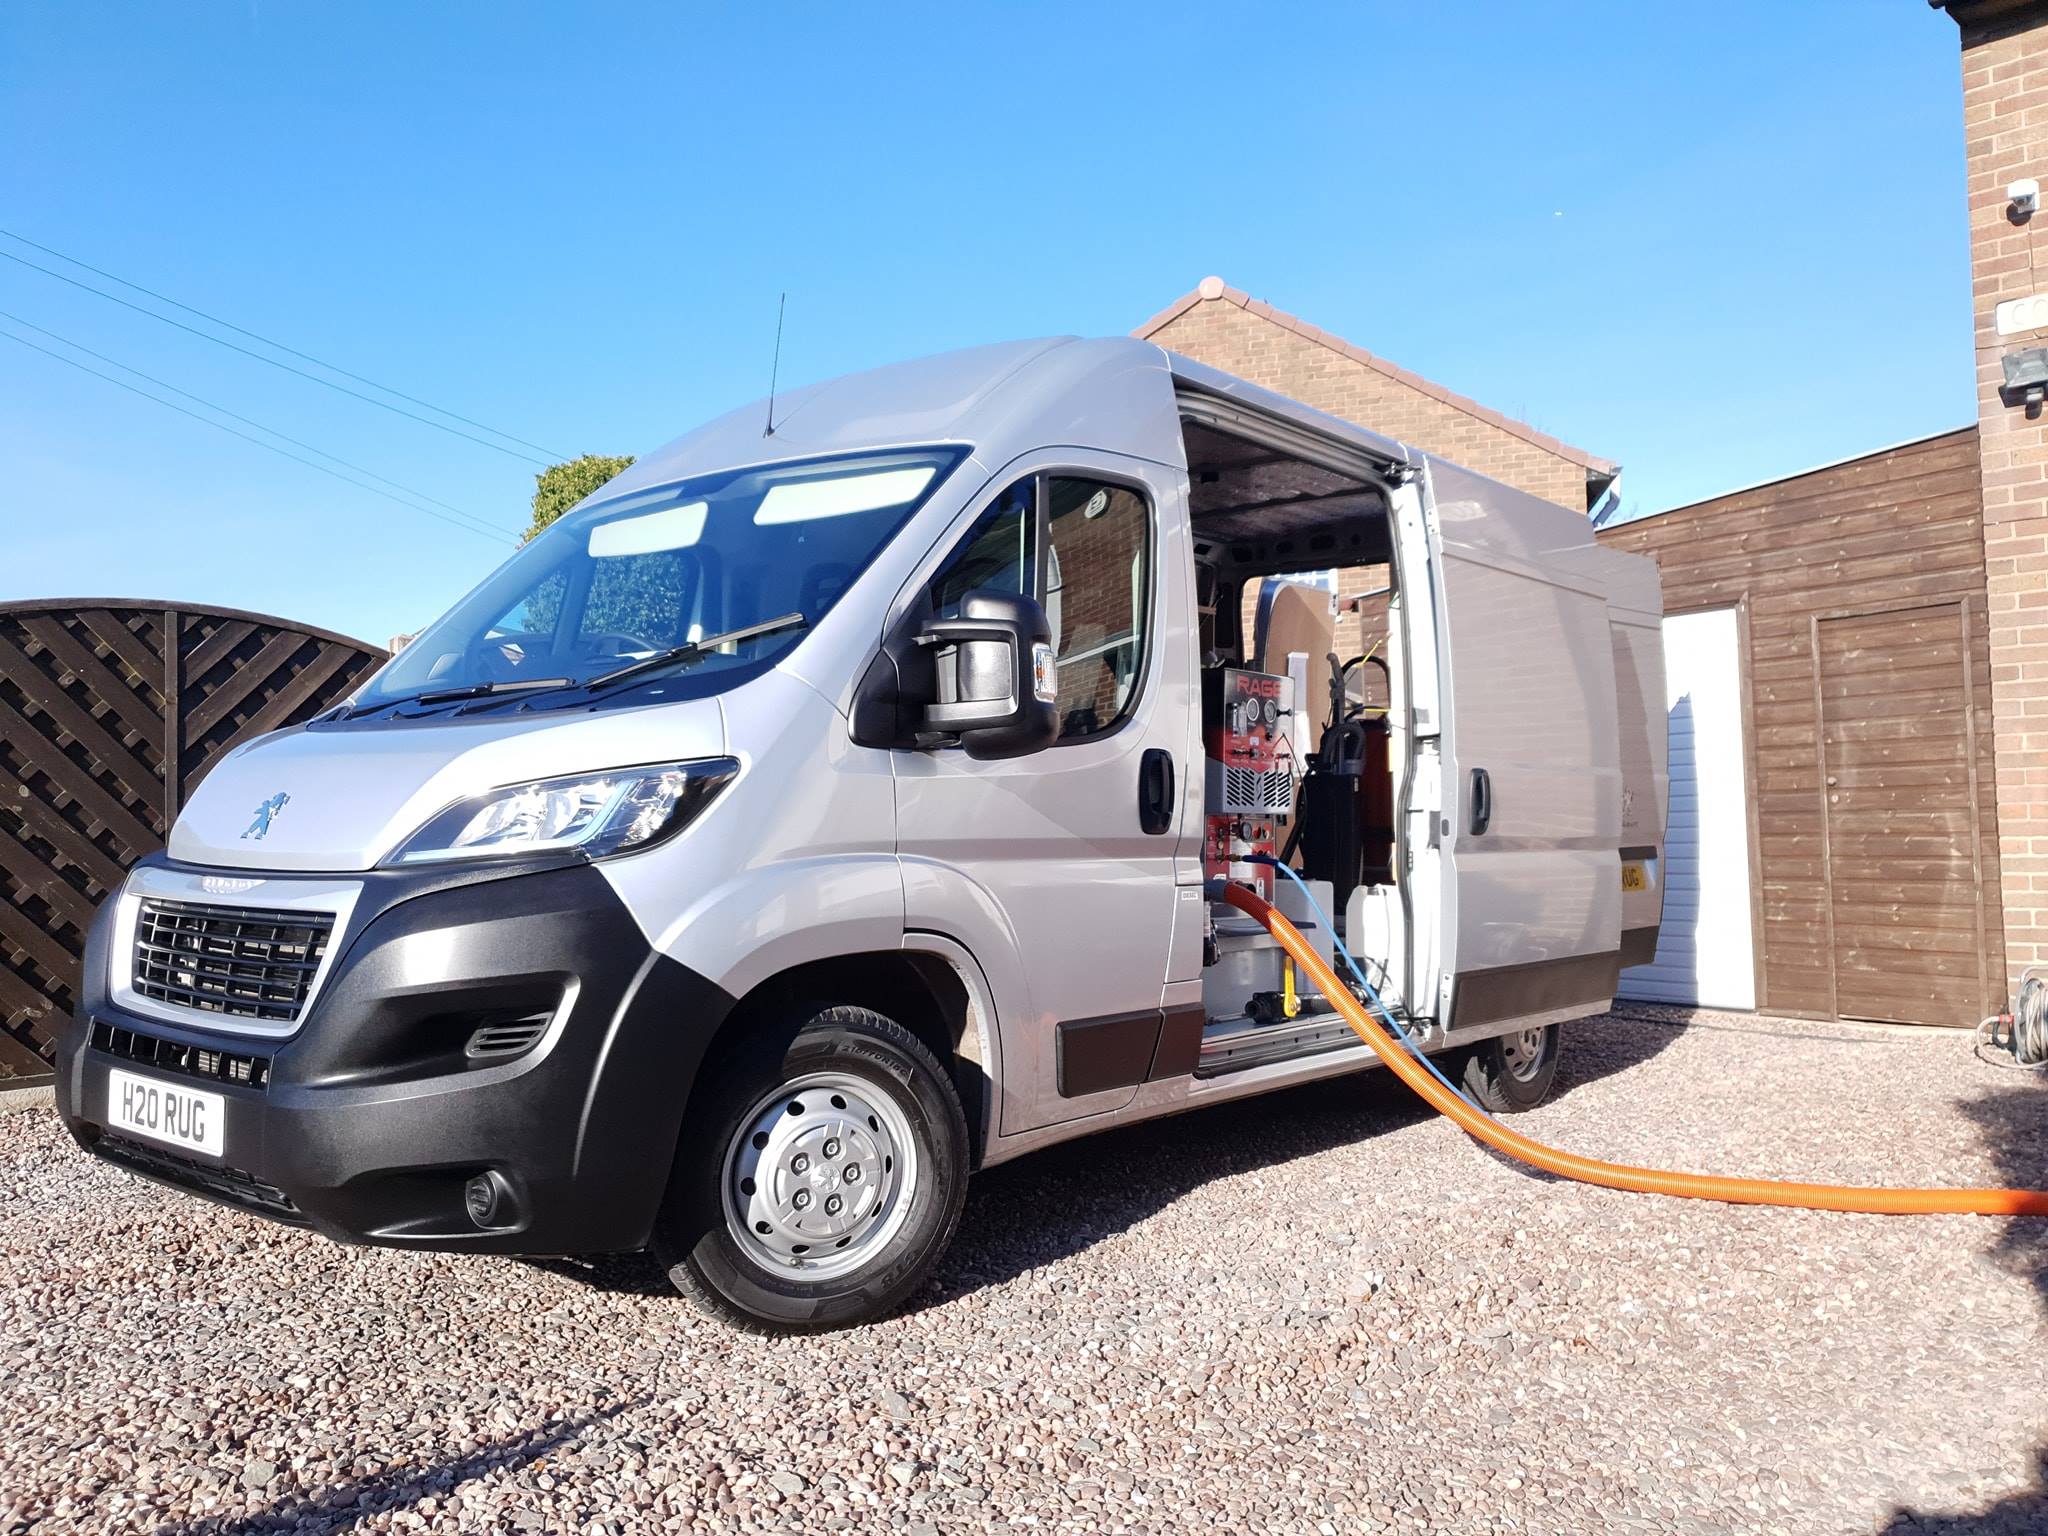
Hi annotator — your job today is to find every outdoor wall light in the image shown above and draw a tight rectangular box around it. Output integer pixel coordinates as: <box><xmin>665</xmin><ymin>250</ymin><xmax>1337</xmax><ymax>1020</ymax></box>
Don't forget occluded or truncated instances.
<box><xmin>2000</xmin><ymin>347</ymin><xmax>2048</xmax><ymax>412</ymax></box>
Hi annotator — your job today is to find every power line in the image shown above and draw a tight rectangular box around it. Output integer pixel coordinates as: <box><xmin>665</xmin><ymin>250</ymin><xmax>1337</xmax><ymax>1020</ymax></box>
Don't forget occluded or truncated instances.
<box><xmin>0</xmin><ymin>244</ymin><xmax>558</xmax><ymax>467</ymax></box>
<box><xmin>0</xmin><ymin>325</ymin><xmax>517</xmax><ymax>546</ymax></box>
<box><xmin>0</xmin><ymin>225</ymin><xmax>565</xmax><ymax>461</ymax></box>
<box><xmin>0</xmin><ymin>307</ymin><xmax>515</xmax><ymax>541</ymax></box>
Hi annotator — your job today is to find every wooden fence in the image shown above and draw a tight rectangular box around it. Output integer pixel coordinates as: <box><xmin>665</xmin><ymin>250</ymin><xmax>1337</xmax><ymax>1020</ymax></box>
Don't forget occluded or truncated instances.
<box><xmin>0</xmin><ymin>600</ymin><xmax>385</xmax><ymax>1079</ymax></box>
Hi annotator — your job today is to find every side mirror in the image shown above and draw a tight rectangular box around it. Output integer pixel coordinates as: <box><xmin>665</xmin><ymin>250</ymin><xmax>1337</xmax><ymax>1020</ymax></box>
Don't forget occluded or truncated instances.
<box><xmin>917</xmin><ymin>591</ymin><xmax>1059</xmax><ymax>760</ymax></box>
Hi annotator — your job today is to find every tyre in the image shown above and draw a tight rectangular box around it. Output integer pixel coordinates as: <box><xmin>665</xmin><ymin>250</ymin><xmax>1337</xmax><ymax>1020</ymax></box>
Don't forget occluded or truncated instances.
<box><xmin>1457</xmin><ymin>1023</ymin><xmax>1561</xmax><ymax>1113</ymax></box>
<box><xmin>652</xmin><ymin>1003</ymin><xmax>969</xmax><ymax>1332</ymax></box>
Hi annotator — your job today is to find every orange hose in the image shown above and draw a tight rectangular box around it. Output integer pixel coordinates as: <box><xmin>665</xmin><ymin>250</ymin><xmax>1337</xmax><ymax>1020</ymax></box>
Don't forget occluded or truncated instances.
<box><xmin>1221</xmin><ymin>883</ymin><xmax>2048</xmax><ymax>1218</ymax></box>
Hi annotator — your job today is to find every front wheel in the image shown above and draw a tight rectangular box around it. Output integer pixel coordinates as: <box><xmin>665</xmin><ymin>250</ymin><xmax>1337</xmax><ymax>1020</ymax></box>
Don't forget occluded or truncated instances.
<box><xmin>653</xmin><ymin>1004</ymin><xmax>969</xmax><ymax>1332</ymax></box>
<box><xmin>1457</xmin><ymin>1022</ymin><xmax>1561</xmax><ymax>1113</ymax></box>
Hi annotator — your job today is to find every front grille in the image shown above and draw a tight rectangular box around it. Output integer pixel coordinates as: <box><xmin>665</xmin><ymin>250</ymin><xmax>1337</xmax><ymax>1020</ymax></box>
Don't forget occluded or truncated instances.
<box><xmin>90</xmin><ymin>1019</ymin><xmax>271</xmax><ymax>1089</ymax></box>
<box><xmin>95</xmin><ymin>1133</ymin><xmax>303</xmax><ymax>1222</ymax></box>
<box><xmin>132</xmin><ymin>899</ymin><xmax>334</xmax><ymax>1023</ymax></box>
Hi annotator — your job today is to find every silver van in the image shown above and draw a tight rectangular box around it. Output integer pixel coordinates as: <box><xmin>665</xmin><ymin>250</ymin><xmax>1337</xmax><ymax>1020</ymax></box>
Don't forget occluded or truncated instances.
<box><xmin>56</xmin><ymin>337</ymin><xmax>1666</xmax><ymax>1331</ymax></box>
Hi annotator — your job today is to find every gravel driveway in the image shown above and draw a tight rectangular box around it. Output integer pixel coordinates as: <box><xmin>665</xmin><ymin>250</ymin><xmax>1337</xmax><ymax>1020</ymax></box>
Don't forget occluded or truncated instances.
<box><xmin>3</xmin><ymin>1011</ymin><xmax>2045</xmax><ymax>1535</ymax></box>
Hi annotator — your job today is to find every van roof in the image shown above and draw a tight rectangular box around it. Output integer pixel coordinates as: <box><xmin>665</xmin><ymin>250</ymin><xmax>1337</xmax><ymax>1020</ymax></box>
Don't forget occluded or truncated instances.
<box><xmin>584</xmin><ymin>336</ymin><xmax>1414</xmax><ymax>513</ymax></box>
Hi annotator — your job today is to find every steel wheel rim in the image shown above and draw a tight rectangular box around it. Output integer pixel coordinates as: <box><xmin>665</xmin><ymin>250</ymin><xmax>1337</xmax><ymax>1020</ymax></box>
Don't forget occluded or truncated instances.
<box><xmin>1501</xmin><ymin>1027</ymin><xmax>1548</xmax><ymax>1082</ymax></box>
<box><xmin>720</xmin><ymin>1070</ymin><xmax>918</xmax><ymax>1281</ymax></box>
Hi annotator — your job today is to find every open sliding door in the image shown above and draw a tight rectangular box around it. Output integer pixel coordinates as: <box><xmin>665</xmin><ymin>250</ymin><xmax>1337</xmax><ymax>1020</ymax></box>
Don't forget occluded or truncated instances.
<box><xmin>1418</xmin><ymin>459</ymin><xmax>1626</xmax><ymax>1032</ymax></box>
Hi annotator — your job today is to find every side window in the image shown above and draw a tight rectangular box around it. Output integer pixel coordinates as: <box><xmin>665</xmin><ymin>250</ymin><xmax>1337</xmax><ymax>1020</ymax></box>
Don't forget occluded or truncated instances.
<box><xmin>918</xmin><ymin>471</ymin><xmax>1152</xmax><ymax>742</ymax></box>
<box><xmin>1045</xmin><ymin>477</ymin><xmax>1149</xmax><ymax>739</ymax></box>
<box><xmin>929</xmin><ymin>480</ymin><xmax>1035</xmax><ymax>618</ymax></box>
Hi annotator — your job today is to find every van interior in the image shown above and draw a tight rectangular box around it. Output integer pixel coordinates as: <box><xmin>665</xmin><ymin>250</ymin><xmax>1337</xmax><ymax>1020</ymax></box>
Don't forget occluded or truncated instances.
<box><xmin>1177</xmin><ymin>407</ymin><xmax>1413</xmax><ymax>1079</ymax></box>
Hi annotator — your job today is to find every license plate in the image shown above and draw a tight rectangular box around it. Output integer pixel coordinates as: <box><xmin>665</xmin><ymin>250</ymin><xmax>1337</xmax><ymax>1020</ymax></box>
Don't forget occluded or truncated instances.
<box><xmin>1620</xmin><ymin>860</ymin><xmax>1648</xmax><ymax>893</ymax></box>
<box><xmin>107</xmin><ymin>1068</ymin><xmax>224</xmax><ymax>1157</ymax></box>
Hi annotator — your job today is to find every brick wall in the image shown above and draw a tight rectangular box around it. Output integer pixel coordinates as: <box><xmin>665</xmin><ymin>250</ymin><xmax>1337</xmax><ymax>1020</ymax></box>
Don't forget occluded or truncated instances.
<box><xmin>1139</xmin><ymin>280</ymin><xmax>1605</xmax><ymax>512</ymax></box>
<box><xmin>1957</xmin><ymin>4</ymin><xmax>2048</xmax><ymax>988</ymax></box>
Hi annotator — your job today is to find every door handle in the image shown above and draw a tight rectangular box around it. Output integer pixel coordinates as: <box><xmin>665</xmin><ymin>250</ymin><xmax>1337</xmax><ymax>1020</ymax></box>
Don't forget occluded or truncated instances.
<box><xmin>1469</xmin><ymin>767</ymin><xmax>1492</xmax><ymax>836</ymax></box>
<box><xmin>1139</xmin><ymin>749</ymin><xmax>1175</xmax><ymax>835</ymax></box>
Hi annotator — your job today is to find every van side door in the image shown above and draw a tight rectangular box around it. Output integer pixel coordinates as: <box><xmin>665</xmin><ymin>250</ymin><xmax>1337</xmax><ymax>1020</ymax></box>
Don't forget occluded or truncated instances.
<box><xmin>891</xmin><ymin>450</ymin><xmax>1198</xmax><ymax>1137</ymax></box>
<box><xmin>1415</xmin><ymin>456</ymin><xmax>1626</xmax><ymax>1033</ymax></box>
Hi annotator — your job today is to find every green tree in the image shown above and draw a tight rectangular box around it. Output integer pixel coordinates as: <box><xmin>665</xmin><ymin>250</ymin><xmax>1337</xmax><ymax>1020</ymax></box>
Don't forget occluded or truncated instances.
<box><xmin>525</xmin><ymin>453</ymin><xmax>635</xmax><ymax>542</ymax></box>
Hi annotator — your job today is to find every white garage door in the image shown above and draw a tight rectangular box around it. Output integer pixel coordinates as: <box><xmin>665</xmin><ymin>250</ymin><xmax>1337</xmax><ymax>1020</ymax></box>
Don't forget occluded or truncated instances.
<box><xmin>1620</xmin><ymin>607</ymin><xmax>1756</xmax><ymax>1009</ymax></box>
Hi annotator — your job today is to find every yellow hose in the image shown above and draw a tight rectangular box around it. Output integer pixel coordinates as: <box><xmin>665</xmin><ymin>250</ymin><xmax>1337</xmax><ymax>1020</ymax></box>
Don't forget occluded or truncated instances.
<box><xmin>1220</xmin><ymin>882</ymin><xmax>2048</xmax><ymax>1218</ymax></box>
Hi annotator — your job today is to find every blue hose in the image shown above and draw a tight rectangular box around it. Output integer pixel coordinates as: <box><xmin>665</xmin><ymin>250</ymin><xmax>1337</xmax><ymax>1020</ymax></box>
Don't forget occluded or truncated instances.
<box><xmin>1242</xmin><ymin>856</ymin><xmax>1477</xmax><ymax>1107</ymax></box>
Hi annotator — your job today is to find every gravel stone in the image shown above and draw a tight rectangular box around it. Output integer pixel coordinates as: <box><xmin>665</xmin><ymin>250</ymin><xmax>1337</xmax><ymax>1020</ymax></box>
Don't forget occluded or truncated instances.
<box><xmin>2</xmin><ymin>1009</ymin><xmax>2045</xmax><ymax>1534</ymax></box>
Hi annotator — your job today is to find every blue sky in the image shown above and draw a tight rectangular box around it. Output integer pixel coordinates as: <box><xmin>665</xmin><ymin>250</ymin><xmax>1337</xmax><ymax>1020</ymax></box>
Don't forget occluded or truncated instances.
<box><xmin>2</xmin><ymin>1</ymin><xmax>1975</xmax><ymax>647</ymax></box>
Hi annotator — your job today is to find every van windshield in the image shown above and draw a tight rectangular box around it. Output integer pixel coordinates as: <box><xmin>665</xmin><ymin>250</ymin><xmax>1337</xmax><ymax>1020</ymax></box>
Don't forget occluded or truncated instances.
<box><xmin>348</xmin><ymin>448</ymin><xmax>965</xmax><ymax>713</ymax></box>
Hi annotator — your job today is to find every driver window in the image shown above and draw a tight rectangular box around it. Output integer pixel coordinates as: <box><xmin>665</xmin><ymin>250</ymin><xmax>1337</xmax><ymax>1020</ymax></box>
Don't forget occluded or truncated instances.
<box><xmin>1045</xmin><ymin>477</ymin><xmax>1149</xmax><ymax>740</ymax></box>
<box><xmin>929</xmin><ymin>479</ymin><xmax>1035</xmax><ymax>618</ymax></box>
<box><xmin>920</xmin><ymin>471</ymin><xmax>1152</xmax><ymax>744</ymax></box>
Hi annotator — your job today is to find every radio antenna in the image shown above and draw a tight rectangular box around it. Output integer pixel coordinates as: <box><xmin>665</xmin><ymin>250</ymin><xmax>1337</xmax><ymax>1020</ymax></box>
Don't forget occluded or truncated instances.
<box><xmin>764</xmin><ymin>292</ymin><xmax>786</xmax><ymax>437</ymax></box>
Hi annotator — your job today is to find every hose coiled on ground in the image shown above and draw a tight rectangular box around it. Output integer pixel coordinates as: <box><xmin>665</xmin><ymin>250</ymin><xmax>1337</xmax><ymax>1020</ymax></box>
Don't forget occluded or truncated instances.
<box><xmin>1977</xmin><ymin>974</ymin><xmax>2048</xmax><ymax>1070</ymax></box>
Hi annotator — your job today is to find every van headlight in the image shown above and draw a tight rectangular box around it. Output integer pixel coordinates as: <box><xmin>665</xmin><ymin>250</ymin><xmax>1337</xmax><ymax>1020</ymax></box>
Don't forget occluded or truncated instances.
<box><xmin>387</xmin><ymin>758</ymin><xmax>738</xmax><ymax>865</ymax></box>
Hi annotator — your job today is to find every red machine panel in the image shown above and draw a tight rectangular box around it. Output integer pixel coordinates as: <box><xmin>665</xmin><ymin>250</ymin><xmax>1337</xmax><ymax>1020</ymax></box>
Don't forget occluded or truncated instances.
<box><xmin>1203</xmin><ymin>666</ymin><xmax>1290</xmax><ymax>774</ymax></box>
<box><xmin>1201</xmin><ymin>667</ymin><xmax>1295</xmax><ymax>896</ymax></box>
<box><xmin>1203</xmin><ymin>814</ymin><xmax>1277</xmax><ymax>897</ymax></box>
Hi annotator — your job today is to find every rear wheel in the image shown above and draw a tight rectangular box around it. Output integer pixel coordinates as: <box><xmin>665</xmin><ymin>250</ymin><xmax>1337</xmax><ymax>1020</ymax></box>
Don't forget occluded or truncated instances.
<box><xmin>653</xmin><ymin>1003</ymin><xmax>969</xmax><ymax>1332</ymax></box>
<box><xmin>1457</xmin><ymin>1023</ymin><xmax>1560</xmax><ymax>1113</ymax></box>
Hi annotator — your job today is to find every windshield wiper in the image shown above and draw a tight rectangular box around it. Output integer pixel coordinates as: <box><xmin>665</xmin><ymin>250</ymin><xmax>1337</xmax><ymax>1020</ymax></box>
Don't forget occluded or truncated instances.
<box><xmin>343</xmin><ymin>676</ymin><xmax>573</xmax><ymax>718</ymax></box>
<box><xmin>583</xmin><ymin>612</ymin><xmax>810</xmax><ymax>692</ymax></box>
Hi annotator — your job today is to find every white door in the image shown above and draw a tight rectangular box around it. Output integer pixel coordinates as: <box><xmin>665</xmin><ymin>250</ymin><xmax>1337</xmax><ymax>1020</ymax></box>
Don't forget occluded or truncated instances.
<box><xmin>1620</xmin><ymin>607</ymin><xmax>1756</xmax><ymax>1009</ymax></box>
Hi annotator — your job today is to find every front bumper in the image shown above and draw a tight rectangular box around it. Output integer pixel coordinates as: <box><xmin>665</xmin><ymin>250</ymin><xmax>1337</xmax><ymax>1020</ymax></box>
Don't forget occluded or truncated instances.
<box><xmin>55</xmin><ymin>854</ymin><xmax>733</xmax><ymax>1254</ymax></box>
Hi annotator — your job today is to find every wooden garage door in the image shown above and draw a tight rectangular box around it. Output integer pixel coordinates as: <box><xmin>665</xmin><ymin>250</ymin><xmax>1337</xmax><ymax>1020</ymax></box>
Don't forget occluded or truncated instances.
<box><xmin>1814</xmin><ymin>600</ymin><xmax>1988</xmax><ymax>1025</ymax></box>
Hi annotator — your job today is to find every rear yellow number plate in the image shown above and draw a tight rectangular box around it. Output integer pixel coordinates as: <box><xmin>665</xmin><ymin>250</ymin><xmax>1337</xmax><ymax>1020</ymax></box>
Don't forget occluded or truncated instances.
<box><xmin>1620</xmin><ymin>861</ymin><xmax>1647</xmax><ymax>893</ymax></box>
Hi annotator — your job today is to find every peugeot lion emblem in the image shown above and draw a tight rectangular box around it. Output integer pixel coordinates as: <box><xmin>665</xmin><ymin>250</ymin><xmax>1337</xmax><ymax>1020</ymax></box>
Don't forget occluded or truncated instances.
<box><xmin>242</xmin><ymin>792</ymin><xmax>290</xmax><ymax>841</ymax></box>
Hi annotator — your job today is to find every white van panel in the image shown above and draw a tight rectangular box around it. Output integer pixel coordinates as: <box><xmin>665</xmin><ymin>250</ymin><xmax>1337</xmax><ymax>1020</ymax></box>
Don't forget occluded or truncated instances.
<box><xmin>1424</xmin><ymin>457</ymin><xmax>1624</xmax><ymax>1026</ymax></box>
<box><xmin>1620</xmin><ymin>608</ymin><xmax>1755</xmax><ymax>1010</ymax></box>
